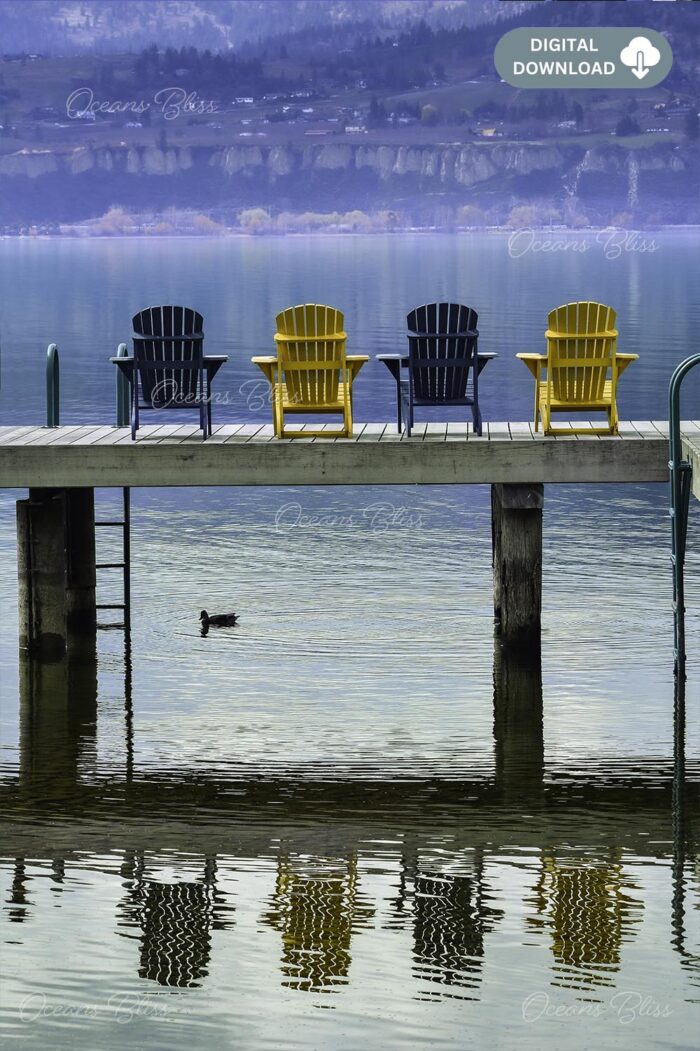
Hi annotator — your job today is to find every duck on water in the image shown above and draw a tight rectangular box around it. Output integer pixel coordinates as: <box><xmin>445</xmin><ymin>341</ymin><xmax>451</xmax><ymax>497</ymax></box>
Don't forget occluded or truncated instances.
<box><xmin>199</xmin><ymin>610</ymin><xmax>239</xmax><ymax>632</ymax></box>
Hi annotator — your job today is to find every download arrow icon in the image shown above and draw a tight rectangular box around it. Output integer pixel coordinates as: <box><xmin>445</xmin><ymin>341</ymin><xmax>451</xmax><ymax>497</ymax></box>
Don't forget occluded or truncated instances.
<box><xmin>632</xmin><ymin>51</ymin><xmax>648</xmax><ymax>80</ymax></box>
<box><xmin>620</xmin><ymin>36</ymin><xmax>661</xmax><ymax>81</ymax></box>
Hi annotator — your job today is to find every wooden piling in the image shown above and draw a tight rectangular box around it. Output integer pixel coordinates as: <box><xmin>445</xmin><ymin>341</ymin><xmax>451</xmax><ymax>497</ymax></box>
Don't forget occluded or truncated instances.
<box><xmin>491</xmin><ymin>482</ymin><xmax>543</xmax><ymax>650</ymax></box>
<box><xmin>17</xmin><ymin>488</ymin><xmax>96</xmax><ymax>660</ymax></box>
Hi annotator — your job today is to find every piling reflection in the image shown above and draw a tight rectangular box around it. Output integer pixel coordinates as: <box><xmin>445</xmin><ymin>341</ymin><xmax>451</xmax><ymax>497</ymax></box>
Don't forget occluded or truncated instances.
<box><xmin>261</xmin><ymin>853</ymin><xmax>374</xmax><ymax>992</ymax></box>
<box><xmin>19</xmin><ymin>653</ymin><xmax>98</xmax><ymax>789</ymax></box>
<box><xmin>492</xmin><ymin>639</ymin><xmax>544</xmax><ymax>799</ymax></box>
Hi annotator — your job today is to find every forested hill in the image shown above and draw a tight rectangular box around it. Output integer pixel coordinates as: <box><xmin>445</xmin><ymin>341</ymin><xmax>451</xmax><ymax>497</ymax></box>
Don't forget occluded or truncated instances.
<box><xmin>0</xmin><ymin>1</ymin><xmax>534</xmax><ymax>56</ymax></box>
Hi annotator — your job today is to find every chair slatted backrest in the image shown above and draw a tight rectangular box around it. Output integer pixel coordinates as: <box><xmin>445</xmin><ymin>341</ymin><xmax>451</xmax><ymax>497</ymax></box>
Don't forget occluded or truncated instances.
<box><xmin>132</xmin><ymin>305</ymin><xmax>204</xmax><ymax>408</ymax></box>
<box><xmin>274</xmin><ymin>304</ymin><xmax>346</xmax><ymax>406</ymax></box>
<box><xmin>406</xmin><ymin>302</ymin><xmax>478</xmax><ymax>402</ymax></box>
<box><xmin>546</xmin><ymin>301</ymin><xmax>617</xmax><ymax>404</ymax></box>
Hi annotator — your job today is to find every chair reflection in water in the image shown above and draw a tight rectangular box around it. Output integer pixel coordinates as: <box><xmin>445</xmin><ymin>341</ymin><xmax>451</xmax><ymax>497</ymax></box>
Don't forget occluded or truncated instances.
<box><xmin>261</xmin><ymin>853</ymin><xmax>374</xmax><ymax>992</ymax></box>
<box><xmin>528</xmin><ymin>850</ymin><xmax>643</xmax><ymax>986</ymax></box>
<box><xmin>117</xmin><ymin>853</ymin><xmax>234</xmax><ymax>988</ymax></box>
<box><xmin>387</xmin><ymin>846</ymin><xmax>503</xmax><ymax>998</ymax></box>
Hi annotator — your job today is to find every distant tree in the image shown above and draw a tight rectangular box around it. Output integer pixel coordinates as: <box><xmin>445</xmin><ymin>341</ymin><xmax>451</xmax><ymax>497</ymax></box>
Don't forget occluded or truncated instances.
<box><xmin>456</xmin><ymin>204</ymin><xmax>486</xmax><ymax>227</ymax></box>
<box><xmin>685</xmin><ymin>109</ymin><xmax>699</xmax><ymax>141</ymax></box>
<box><xmin>368</xmin><ymin>95</ymin><xmax>385</xmax><ymax>127</ymax></box>
<box><xmin>421</xmin><ymin>104</ymin><xmax>439</xmax><ymax>126</ymax></box>
<box><xmin>615</xmin><ymin>115</ymin><xmax>641</xmax><ymax>137</ymax></box>
<box><xmin>239</xmin><ymin>208</ymin><xmax>272</xmax><ymax>233</ymax></box>
<box><xmin>157</xmin><ymin>127</ymin><xmax>168</xmax><ymax>150</ymax></box>
<box><xmin>506</xmin><ymin>205</ymin><xmax>539</xmax><ymax>229</ymax></box>
<box><xmin>571</xmin><ymin>101</ymin><xmax>584</xmax><ymax>126</ymax></box>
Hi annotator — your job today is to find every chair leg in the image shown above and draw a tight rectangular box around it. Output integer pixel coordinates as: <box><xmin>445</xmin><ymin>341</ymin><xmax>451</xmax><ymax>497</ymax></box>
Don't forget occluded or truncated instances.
<box><xmin>344</xmin><ymin>390</ymin><xmax>352</xmax><ymax>437</ymax></box>
<box><xmin>400</xmin><ymin>390</ymin><xmax>411</xmax><ymax>436</ymax></box>
<box><xmin>273</xmin><ymin>392</ymin><xmax>283</xmax><ymax>438</ymax></box>
<box><xmin>473</xmin><ymin>405</ymin><xmax>483</xmax><ymax>437</ymax></box>
<box><xmin>131</xmin><ymin>379</ymin><xmax>138</xmax><ymax>440</ymax></box>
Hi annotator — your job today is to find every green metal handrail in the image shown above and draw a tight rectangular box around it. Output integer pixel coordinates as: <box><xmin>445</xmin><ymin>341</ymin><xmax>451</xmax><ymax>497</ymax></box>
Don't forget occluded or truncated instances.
<box><xmin>669</xmin><ymin>353</ymin><xmax>700</xmax><ymax>680</ymax></box>
<box><xmin>46</xmin><ymin>343</ymin><xmax>59</xmax><ymax>426</ymax></box>
<box><xmin>116</xmin><ymin>342</ymin><xmax>130</xmax><ymax>427</ymax></box>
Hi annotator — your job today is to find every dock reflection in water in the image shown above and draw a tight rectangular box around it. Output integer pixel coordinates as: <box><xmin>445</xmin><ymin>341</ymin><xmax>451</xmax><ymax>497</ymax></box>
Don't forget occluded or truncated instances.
<box><xmin>1</xmin><ymin>642</ymin><xmax>698</xmax><ymax>1050</ymax></box>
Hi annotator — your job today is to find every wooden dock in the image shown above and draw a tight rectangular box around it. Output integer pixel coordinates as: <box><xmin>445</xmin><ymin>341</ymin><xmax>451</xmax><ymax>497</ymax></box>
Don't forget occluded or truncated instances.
<box><xmin>3</xmin><ymin>420</ymin><xmax>698</xmax><ymax>658</ymax></box>
<box><xmin>1</xmin><ymin>420</ymin><xmax>698</xmax><ymax>488</ymax></box>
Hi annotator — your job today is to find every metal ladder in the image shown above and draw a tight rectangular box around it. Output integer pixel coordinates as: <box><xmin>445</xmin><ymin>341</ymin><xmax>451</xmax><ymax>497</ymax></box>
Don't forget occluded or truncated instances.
<box><xmin>669</xmin><ymin>353</ymin><xmax>700</xmax><ymax>682</ymax></box>
<box><xmin>95</xmin><ymin>487</ymin><xmax>131</xmax><ymax>632</ymax></box>
<box><xmin>95</xmin><ymin>345</ymin><xmax>133</xmax><ymax>632</ymax></box>
<box><xmin>44</xmin><ymin>341</ymin><xmax>133</xmax><ymax>637</ymax></box>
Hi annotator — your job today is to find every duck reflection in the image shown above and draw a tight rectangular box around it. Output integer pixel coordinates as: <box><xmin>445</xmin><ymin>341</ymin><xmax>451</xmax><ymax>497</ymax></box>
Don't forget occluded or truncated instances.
<box><xmin>261</xmin><ymin>853</ymin><xmax>374</xmax><ymax>993</ymax></box>
<box><xmin>5</xmin><ymin>858</ymin><xmax>31</xmax><ymax>923</ymax></box>
<box><xmin>528</xmin><ymin>851</ymin><xmax>643</xmax><ymax>987</ymax></box>
<box><xmin>117</xmin><ymin>853</ymin><xmax>234</xmax><ymax>988</ymax></box>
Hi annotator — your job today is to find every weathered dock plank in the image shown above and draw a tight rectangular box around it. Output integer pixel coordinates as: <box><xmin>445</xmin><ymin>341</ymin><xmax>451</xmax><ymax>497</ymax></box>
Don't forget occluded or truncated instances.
<box><xmin>0</xmin><ymin>422</ymin><xmax>697</xmax><ymax>489</ymax></box>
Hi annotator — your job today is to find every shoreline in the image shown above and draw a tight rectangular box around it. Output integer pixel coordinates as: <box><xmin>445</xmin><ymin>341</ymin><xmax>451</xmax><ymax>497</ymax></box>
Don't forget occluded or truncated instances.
<box><xmin>1</xmin><ymin>224</ymin><xmax>699</xmax><ymax>240</ymax></box>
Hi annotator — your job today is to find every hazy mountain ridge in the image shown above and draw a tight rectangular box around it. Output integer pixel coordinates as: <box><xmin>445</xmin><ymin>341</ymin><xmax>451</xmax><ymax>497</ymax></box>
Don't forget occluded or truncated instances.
<box><xmin>0</xmin><ymin>1</ymin><xmax>534</xmax><ymax>56</ymax></box>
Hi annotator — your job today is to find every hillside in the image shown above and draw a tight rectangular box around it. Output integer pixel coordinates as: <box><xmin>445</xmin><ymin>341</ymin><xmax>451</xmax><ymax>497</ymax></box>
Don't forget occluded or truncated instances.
<box><xmin>0</xmin><ymin>1</ymin><xmax>533</xmax><ymax>56</ymax></box>
<box><xmin>0</xmin><ymin>0</ymin><xmax>697</xmax><ymax>230</ymax></box>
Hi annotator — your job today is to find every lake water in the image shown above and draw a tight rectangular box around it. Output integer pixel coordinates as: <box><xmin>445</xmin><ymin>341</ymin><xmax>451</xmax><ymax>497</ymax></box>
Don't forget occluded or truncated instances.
<box><xmin>0</xmin><ymin>233</ymin><xmax>699</xmax><ymax>1050</ymax></box>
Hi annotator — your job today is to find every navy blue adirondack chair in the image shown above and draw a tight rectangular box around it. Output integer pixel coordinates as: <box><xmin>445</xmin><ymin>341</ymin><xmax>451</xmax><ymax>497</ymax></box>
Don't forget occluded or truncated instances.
<box><xmin>402</xmin><ymin>302</ymin><xmax>482</xmax><ymax>436</ymax></box>
<box><xmin>112</xmin><ymin>306</ymin><xmax>227</xmax><ymax>440</ymax></box>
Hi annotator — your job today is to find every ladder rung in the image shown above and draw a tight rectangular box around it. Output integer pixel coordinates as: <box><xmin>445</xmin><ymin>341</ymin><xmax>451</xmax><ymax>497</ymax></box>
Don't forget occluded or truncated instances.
<box><xmin>96</xmin><ymin>563</ymin><xmax>126</xmax><ymax>569</ymax></box>
<box><xmin>96</xmin><ymin>520</ymin><xmax>126</xmax><ymax>527</ymax></box>
<box><xmin>96</xmin><ymin>603</ymin><xmax>126</xmax><ymax>610</ymax></box>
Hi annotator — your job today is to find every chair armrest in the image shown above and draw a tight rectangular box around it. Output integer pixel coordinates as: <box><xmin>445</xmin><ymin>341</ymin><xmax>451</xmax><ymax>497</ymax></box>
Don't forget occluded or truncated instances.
<box><xmin>111</xmin><ymin>356</ymin><xmax>134</xmax><ymax>378</ymax></box>
<box><xmin>346</xmin><ymin>355</ymin><xmax>368</xmax><ymax>381</ymax></box>
<box><xmin>516</xmin><ymin>353</ymin><xmax>547</xmax><ymax>379</ymax></box>
<box><xmin>203</xmin><ymin>355</ymin><xmax>227</xmax><ymax>382</ymax></box>
<box><xmin>475</xmin><ymin>352</ymin><xmax>497</xmax><ymax>376</ymax></box>
<box><xmin>251</xmin><ymin>356</ymin><xmax>278</xmax><ymax>384</ymax></box>
<box><xmin>615</xmin><ymin>352</ymin><xmax>639</xmax><ymax>377</ymax></box>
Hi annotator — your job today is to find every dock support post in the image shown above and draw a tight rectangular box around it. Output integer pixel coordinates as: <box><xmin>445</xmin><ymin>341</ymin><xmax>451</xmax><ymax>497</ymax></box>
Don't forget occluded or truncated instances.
<box><xmin>491</xmin><ymin>483</ymin><xmax>543</xmax><ymax>651</ymax></box>
<box><xmin>17</xmin><ymin>488</ymin><xmax>96</xmax><ymax>660</ymax></box>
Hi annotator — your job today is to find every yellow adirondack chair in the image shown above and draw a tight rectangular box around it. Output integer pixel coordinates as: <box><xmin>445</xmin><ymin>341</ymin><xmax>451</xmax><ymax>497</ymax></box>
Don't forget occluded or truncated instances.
<box><xmin>251</xmin><ymin>303</ymin><xmax>368</xmax><ymax>438</ymax></box>
<box><xmin>517</xmin><ymin>301</ymin><xmax>638</xmax><ymax>435</ymax></box>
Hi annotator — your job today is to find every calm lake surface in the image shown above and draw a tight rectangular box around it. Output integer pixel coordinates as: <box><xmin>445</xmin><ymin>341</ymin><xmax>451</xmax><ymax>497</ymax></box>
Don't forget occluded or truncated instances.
<box><xmin>0</xmin><ymin>233</ymin><xmax>698</xmax><ymax>1049</ymax></box>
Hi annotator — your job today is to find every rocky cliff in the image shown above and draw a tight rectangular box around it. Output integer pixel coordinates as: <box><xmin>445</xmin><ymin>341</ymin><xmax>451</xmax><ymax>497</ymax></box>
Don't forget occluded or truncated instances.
<box><xmin>0</xmin><ymin>139</ymin><xmax>697</xmax><ymax>226</ymax></box>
